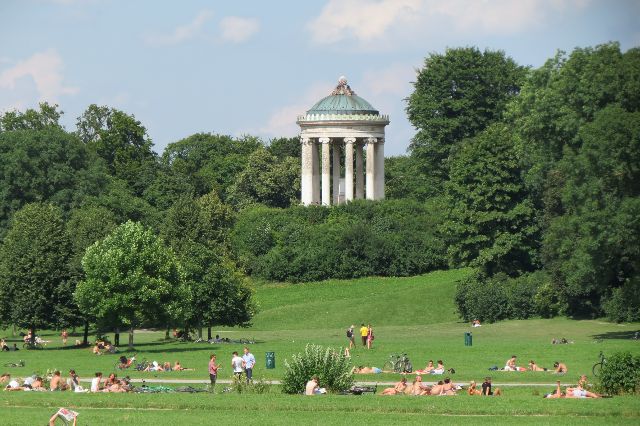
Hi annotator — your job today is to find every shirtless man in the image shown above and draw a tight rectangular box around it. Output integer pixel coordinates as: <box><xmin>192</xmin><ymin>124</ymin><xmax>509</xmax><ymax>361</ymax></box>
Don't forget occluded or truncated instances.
<box><xmin>411</xmin><ymin>376</ymin><xmax>430</xmax><ymax>395</ymax></box>
<box><xmin>566</xmin><ymin>381</ymin><xmax>600</xmax><ymax>398</ymax></box>
<box><xmin>430</xmin><ymin>380</ymin><xmax>444</xmax><ymax>395</ymax></box>
<box><xmin>554</xmin><ymin>361</ymin><xmax>568</xmax><ymax>374</ymax></box>
<box><xmin>49</xmin><ymin>371</ymin><xmax>65</xmax><ymax>391</ymax></box>
<box><xmin>504</xmin><ymin>355</ymin><xmax>517</xmax><ymax>371</ymax></box>
<box><xmin>528</xmin><ymin>360</ymin><xmax>547</xmax><ymax>371</ymax></box>
<box><xmin>381</xmin><ymin>377</ymin><xmax>407</xmax><ymax>395</ymax></box>
<box><xmin>419</xmin><ymin>360</ymin><xmax>435</xmax><ymax>374</ymax></box>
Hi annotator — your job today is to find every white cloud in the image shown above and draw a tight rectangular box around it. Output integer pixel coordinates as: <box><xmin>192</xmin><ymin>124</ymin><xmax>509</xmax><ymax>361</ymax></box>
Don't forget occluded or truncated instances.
<box><xmin>0</xmin><ymin>49</ymin><xmax>78</xmax><ymax>103</ymax></box>
<box><xmin>309</xmin><ymin>0</ymin><xmax>422</xmax><ymax>44</ymax></box>
<box><xmin>219</xmin><ymin>17</ymin><xmax>260</xmax><ymax>43</ymax></box>
<box><xmin>145</xmin><ymin>10</ymin><xmax>214</xmax><ymax>46</ymax></box>
<box><xmin>308</xmin><ymin>0</ymin><xmax>590</xmax><ymax>44</ymax></box>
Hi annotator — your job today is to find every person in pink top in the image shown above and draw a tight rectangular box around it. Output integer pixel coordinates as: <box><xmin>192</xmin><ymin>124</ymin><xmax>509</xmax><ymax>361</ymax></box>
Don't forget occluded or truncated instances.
<box><xmin>208</xmin><ymin>354</ymin><xmax>220</xmax><ymax>390</ymax></box>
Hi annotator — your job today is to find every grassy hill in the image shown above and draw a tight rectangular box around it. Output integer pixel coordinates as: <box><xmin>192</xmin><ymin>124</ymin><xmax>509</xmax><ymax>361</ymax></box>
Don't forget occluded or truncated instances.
<box><xmin>249</xmin><ymin>269</ymin><xmax>470</xmax><ymax>330</ymax></box>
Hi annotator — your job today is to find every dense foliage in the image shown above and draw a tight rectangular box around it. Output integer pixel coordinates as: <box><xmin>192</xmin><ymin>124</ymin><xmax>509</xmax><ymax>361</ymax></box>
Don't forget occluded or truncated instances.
<box><xmin>231</xmin><ymin>199</ymin><xmax>446</xmax><ymax>282</ymax></box>
<box><xmin>282</xmin><ymin>344</ymin><xmax>354</xmax><ymax>394</ymax></box>
<box><xmin>598</xmin><ymin>352</ymin><xmax>640</xmax><ymax>395</ymax></box>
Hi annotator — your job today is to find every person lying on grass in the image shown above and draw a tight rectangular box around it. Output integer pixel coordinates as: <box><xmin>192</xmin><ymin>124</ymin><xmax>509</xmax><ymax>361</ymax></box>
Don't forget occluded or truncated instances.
<box><xmin>381</xmin><ymin>377</ymin><xmax>407</xmax><ymax>395</ymax></box>
<box><xmin>528</xmin><ymin>360</ymin><xmax>548</xmax><ymax>371</ymax></box>
<box><xmin>504</xmin><ymin>355</ymin><xmax>518</xmax><ymax>371</ymax></box>
<box><xmin>173</xmin><ymin>361</ymin><xmax>194</xmax><ymax>371</ymax></box>
<box><xmin>431</xmin><ymin>360</ymin><xmax>445</xmax><ymax>375</ymax></box>
<box><xmin>553</xmin><ymin>361</ymin><xmax>568</xmax><ymax>374</ymax></box>
<box><xmin>415</xmin><ymin>360</ymin><xmax>435</xmax><ymax>374</ymax></box>
<box><xmin>409</xmin><ymin>376</ymin><xmax>430</xmax><ymax>395</ymax></box>
<box><xmin>351</xmin><ymin>366</ymin><xmax>392</xmax><ymax>374</ymax></box>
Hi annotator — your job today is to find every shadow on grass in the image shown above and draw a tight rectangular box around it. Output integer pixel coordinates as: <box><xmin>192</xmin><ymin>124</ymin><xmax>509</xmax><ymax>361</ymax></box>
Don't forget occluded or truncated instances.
<box><xmin>591</xmin><ymin>330</ymin><xmax>640</xmax><ymax>340</ymax></box>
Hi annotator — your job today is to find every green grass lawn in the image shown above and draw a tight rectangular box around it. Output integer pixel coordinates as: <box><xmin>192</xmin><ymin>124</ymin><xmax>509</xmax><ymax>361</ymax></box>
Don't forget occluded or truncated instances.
<box><xmin>1</xmin><ymin>269</ymin><xmax>639</xmax><ymax>424</ymax></box>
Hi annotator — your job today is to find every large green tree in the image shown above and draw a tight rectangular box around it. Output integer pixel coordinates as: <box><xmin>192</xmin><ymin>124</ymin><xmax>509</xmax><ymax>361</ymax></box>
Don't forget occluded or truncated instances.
<box><xmin>0</xmin><ymin>127</ymin><xmax>107</xmax><ymax>238</ymax></box>
<box><xmin>228</xmin><ymin>147</ymin><xmax>300</xmax><ymax>208</ymax></box>
<box><xmin>76</xmin><ymin>104</ymin><xmax>158</xmax><ymax>196</ymax></box>
<box><xmin>0</xmin><ymin>102</ymin><xmax>63</xmax><ymax>132</ymax></box>
<box><xmin>161</xmin><ymin>133</ymin><xmax>261</xmax><ymax>200</ymax></box>
<box><xmin>161</xmin><ymin>193</ymin><xmax>254</xmax><ymax>337</ymax></box>
<box><xmin>75</xmin><ymin>221</ymin><xmax>185</xmax><ymax>348</ymax></box>
<box><xmin>407</xmin><ymin>47</ymin><xmax>526</xmax><ymax>195</ymax></box>
<box><xmin>0</xmin><ymin>203</ymin><xmax>72</xmax><ymax>339</ymax></box>
<box><xmin>444</xmin><ymin>124</ymin><xmax>538</xmax><ymax>276</ymax></box>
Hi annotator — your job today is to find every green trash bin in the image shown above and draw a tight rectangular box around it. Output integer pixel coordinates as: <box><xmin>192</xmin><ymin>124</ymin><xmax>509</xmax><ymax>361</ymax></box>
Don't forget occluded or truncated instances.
<box><xmin>266</xmin><ymin>351</ymin><xmax>275</xmax><ymax>369</ymax></box>
<box><xmin>464</xmin><ymin>332</ymin><xmax>473</xmax><ymax>346</ymax></box>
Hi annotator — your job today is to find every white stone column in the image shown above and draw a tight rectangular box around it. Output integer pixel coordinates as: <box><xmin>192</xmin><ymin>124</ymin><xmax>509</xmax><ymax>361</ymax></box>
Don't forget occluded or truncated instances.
<box><xmin>300</xmin><ymin>137</ymin><xmax>313</xmax><ymax>205</ymax></box>
<box><xmin>355</xmin><ymin>142</ymin><xmax>364</xmax><ymax>199</ymax></box>
<box><xmin>375</xmin><ymin>138</ymin><xmax>385</xmax><ymax>200</ymax></box>
<box><xmin>332</xmin><ymin>142</ymin><xmax>341</xmax><ymax>205</ymax></box>
<box><xmin>311</xmin><ymin>140</ymin><xmax>320</xmax><ymax>204</ymax></box>
<box><xmin>365</xmin><ymin>137</ymin><xmax>376</xmax><ymax>200</ymax></box>
<box><xmin>344</xmin><ymin>137</ymin><xmax>355</xmax><ymax>202</ymax></box>
<box><xmin>320</xmin><ymin>137</ymin><xmax>331</xmax><ymax>206</ymax></box>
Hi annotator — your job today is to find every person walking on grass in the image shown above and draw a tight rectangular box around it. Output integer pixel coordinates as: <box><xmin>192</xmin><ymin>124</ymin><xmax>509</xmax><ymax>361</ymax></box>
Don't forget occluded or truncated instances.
<box><xmin>366</xmin><ymin>324</ymin><xmax>374</xmax><ymax>349</ymax></box>
<box><xmin>231</xmin><ymin>351</ymin><xmax>244</xmax><ymax>381</ymax></box>
<box><xmin>242</xmin><ymin>347</ymin><xmax>256</xmax><ymax>384</ymax></box>
<box><xmin>360</xmin><ymin>324</ymin><xmax>368</xmax><ymax>347</ymax></box>
<box><xmin>208</xmin><ymin>354</ymin><xmax>220</xmax><ymax>390</ymax></box>
<box><xmin>346</xmin><ymin>325</ymin><xmax>355</xmax><ymax>349</ymax></box>
<box><xmin>61</xmin><ymin>329</ymin><xmax>68</xmax><ymax>346</ymax></box>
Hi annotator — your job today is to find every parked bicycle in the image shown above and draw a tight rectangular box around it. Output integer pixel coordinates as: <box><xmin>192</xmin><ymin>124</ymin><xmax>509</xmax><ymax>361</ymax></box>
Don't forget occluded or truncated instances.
<box><xmin>383</xmin><ymin>353</ymin><xmax>413</xmax><ymax>373</ymax></box>
<box><xmin>3</xmin><ymin>359</ymin><xmax>25</xmax><ymax>368</ymax></box>
<box><xmin>592</xmin><ymin>351</ymin><xmax>606</xmax><ymax>376</ymax></box>
<box><xmin>22</xmin><ymin>341</ymin><xmax>43</xmax><ymax>350</ymax></box>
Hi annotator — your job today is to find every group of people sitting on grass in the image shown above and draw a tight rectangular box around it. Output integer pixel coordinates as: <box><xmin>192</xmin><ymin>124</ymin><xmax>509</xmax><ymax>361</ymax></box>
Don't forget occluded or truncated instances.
<box><xmin>2</xmin><ymin>369</ymin><xmax>92</xmax><ymax>392</ymax></box>
<box><xmin>92</xmin><ymin>339</ymin><xmax>117</xmax><ymax>355</ymax></box>
<box><xmin>381</xmin><ymin>375</ymin><xmax>463</xmax><ymax>396</ymax></box>
<box><xmin>502</xmin><ymin>355</ymin><xmax>567</xmax><ymax>374</ymax></box>
<box><xmin>142</xmin><ymin>360</ymin><xmax>193</xmax><ymax>372</ymax></box>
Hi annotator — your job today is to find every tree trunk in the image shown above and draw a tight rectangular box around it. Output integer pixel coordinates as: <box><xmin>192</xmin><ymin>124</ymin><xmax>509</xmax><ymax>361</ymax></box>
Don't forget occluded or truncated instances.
<box><xmin>165</xmin><ymin>325</ymin><xmax>170</xmax><ymax>340</ymax></box>
<box><xmin>83</xmin><ymin>320</ymin><xmax>89</xmax><ymax>345</ymax></box>
<box><xmin>12</xmin><ymin>324</ymin><xmax>16</xmax><ymax>337</ymax></box>
<box><xmin>207</xmin><ymin>327</ymin><xmax>212</xmax><ymax>341</ymax></box>
<box><xmin>128</xmin><ymin>326</ymin><xmax>134</xmax><ymax>349</ymax></box>
<box><xmin>30</xmin><ymin>326</ymin><xmax>36</xmax><ymax>345</ymax></box>
<box><xmin>198</xmin><ymin>327</ymin><xmax>203</xmax><ymax>339</ymax></box>
<box><xmin>114</xmin><ymin>328</ymin><xmax>120</xmax><ymax>346</ymax></box>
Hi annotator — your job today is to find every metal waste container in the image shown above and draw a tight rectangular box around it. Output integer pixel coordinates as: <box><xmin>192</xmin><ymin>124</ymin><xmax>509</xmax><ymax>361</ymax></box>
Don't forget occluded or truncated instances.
<box><xmin>266</xmin><ymin>351</ymin><xmax>275</xmax><ymax>369</ymax></box>
<box><xmin>464</xmin><ymin>332</ymin><xmax>473</xmax><ymax>346</ymax></box>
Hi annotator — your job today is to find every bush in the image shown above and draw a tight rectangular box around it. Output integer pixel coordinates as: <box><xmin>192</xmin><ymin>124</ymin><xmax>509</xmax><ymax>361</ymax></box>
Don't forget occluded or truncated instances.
<box><xmin>231</xmin><ymin>199</ymin><xmax>446</xmax><ymax>282</ymax></box>
<box><xmin>598</xmin><ymin>352</ymin><xmax>640</xmax><ymax>395</ymax></box>
<box><xmin>603</xmin><ymin>279</ymin><xmax>640</xmax><ymax>323</ymax></box>
<box><xmin>282</xmin><ymin>344</ymin><xmax>353</xmax><ymax>394</ymax></box>
<box><xmin>455</xmin><ymin>273</ymin><xmax>511</xmax><ymax>322</ymax></box>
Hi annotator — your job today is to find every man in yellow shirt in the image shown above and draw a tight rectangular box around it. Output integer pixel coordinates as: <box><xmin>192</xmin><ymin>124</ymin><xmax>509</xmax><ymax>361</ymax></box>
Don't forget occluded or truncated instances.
<box><xmin>360</xmin><ymin>324</ymin><xmax>368</xmax><ymax>347</ymax></box>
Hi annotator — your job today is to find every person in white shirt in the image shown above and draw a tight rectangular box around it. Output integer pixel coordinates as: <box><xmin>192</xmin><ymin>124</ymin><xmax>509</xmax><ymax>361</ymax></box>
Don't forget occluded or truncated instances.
<box><xmin>231</xmin><ymin>351</ymin><xmax>244</xmax><ymax>381</ymax></box>
<box><xmin>242</xmin><ymin>347</ymin><xmax>256</xmax><ymax>384</ymax></box>
<box><xmin>90</xmin><ymin>372</ymin><xmax>102</xmax><ymax>392</ymax></box>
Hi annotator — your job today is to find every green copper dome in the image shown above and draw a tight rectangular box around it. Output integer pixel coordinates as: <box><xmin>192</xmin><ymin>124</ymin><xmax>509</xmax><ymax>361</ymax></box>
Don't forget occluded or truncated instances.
<box><xmin>306</xmin><ymin>77</ymin><xmax>379</xmax><ymax>115</ymax></box>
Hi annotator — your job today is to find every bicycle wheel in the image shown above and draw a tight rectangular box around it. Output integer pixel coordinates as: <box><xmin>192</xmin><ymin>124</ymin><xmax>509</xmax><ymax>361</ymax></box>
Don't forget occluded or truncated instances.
<box><xmin>382</xmin><ymin>361</ymin><xmax>394</xmax><ymax>372</ymax></box>
<box><xmin>592</xmin><ymin>362</ymin><xmax>603</xmax><ymax>377</ymax></box>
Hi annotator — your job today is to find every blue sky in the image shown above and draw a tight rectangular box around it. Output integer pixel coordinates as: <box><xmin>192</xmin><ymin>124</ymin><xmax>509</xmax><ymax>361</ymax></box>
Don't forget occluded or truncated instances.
<box><xmin>1</xmin><ymin>0</ymin><xmax>639</xmax><ymax>156</ymax></box>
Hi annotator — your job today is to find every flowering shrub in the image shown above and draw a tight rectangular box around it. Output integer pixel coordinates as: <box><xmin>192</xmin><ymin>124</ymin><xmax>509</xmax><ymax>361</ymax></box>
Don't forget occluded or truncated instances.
<box><xmin>282</xmin><ymin>344</ymin><xmax>353</xmax><ymax>394</ymax></box>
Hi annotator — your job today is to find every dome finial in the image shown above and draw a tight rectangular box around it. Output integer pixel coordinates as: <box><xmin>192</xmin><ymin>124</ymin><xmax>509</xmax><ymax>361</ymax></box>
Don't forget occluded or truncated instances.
<box><xmin>331</xmin><ymin>76</ymin><xmax>355</xmax><ymax>96</ymax></box>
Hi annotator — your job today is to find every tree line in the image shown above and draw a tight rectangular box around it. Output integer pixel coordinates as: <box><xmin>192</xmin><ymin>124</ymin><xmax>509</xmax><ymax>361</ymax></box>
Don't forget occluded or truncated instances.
<box><xmin>0</xmin><ymin>41</ymin><xmax>637</xmax><ymax>332</ymax></box>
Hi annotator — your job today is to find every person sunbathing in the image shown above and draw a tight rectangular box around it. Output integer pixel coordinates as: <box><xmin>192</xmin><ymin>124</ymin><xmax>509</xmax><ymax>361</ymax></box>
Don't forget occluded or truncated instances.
<box><xmin>430</xmin><ymin>380</ymin><xmax>444</xmax><ymax>395</ymax></box>
<box><xmin>553</xmin><ymin>361</ymin><xmax>568</xmax><ymax>374</ymax></box>
<box><xmin>544</xmin><ymin>381</ymin><xmax>565</xmax><ymax>398</ymax></box>
<box><xmin>31</xmin><ymin>376</ymin><xmax>45</xmax><ymax>391</ymax></box>
<box><xmin>528</xmin><ymin>360</ymin><xmax>548</xmax><ymax>371</ymax></box>
<box><xmin>416</xmin><ymin>360</ymin><xmax>435</xmax><ymax>374</ymax></box>
<box><xmin>381</xmin><ymin>377</ymin><xmax>407</xmax><ymax>395</ymax></box>
<box><xmin>468</xmin><ymin>381</ymin><xmax>482</xmax><ymax>396</ymax></box>
<box><xmin>504</xmin><ymin>355</ymin><xmax>518</xmax><ymax>371</ymax></box>
<box><xmin>411</xmin><ymin>376</ymin><xmax>430</xmax><ymax>395</ymax></box>
<box><xmin>352</xmin><ymin>366</ymin><xmax>390</xmax><ymax>374</ymax></box>
<box><xmin>441</xmin><ymin>377</ymin><xmax>457</xmax><ymax>395</ymax></box>
<box><xmin>173</xmin><ymin>361</ymin><xmax>194</xmax><ymax>371</ymax></box>
<box><xmin>566</xmin><ymin>382</ymin><xmax>600</xmax><ymax>398</ymax></box>
<box><xmin>431</xmin><ymin>360</ymin><xmax>445</xmax><ymax>375</ymax></box>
